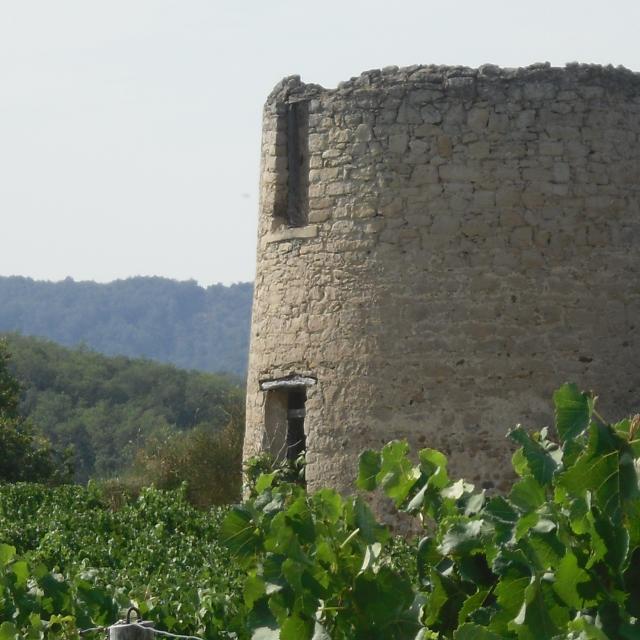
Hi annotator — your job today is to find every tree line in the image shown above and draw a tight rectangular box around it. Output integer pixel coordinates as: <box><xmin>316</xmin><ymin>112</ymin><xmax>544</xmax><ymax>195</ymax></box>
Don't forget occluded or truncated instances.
<box><xmin>0</xmin><ymin>334</ymin><xmax>245</xmax><ymax>503</ymax></box>
<box><xmin>0</xmin><ymin>275</ymin><xmax>253</xmax><ymax>376</ymax></box>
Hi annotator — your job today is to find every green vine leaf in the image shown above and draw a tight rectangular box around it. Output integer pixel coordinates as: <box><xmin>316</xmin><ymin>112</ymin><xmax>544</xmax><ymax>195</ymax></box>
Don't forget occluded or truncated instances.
<box><xmin>554</xmin><ymin>383</ymin><xmax>592</xmax><ymax>443</ymax></box>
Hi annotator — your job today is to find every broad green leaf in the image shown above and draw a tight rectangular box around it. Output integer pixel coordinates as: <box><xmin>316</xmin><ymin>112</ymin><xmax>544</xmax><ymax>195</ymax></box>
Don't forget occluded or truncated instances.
<box><xmin>357</xmin><ymin>449</ymin><xmax>381</xmax><ymax>490</ymax></box>
<box><xmin>585</xmin><ymin>515</ymin><xmax>608</xmax><ymax>567</ymax></box>
<box><xmin>514</xmin><ymin>512</ymin><xmax>539</xmax><ymax>541</ymax></box>
<box><xmin>281</xmin><ymin>558</ymin><xmax>304</xmax><ymax>592</ymax></box>
<box><xmin>268</xmin><ymin>590</ymin><xmax>290</xmax><ymax>623</ymax></box>
<box><xmin>510</xmin><ymin>576</ymin><xmax>566</xmax><ymax>639</ymax></box>
<box><xmin>28</xmin><ymin>614</ymin><xmax>42</xmax><ymax>631</ymax></box>
<box><xmin>485</xmin><ymin>496</ymin><xmax>518</xmax><ymax>526</ymax></box>
<box><xmin>495</xmin><ymin>574</ymin><xmax>529</xmax><ymax>617</ymax></box>
<box><xmin>553</xmin><ymin>552</ymin><xmax>590</xmax><ymax>608</ymax></box>
<box><xmin>256</xmin><ymin>472</ymin><xmax>276</xmax><ymax>494</ymax></box>
<box><xmin>464</xmin><ymin>491</ymin><xmax>485</xmax><ymax>516</ymax></box>
<box><xmin>457</xmin><ymin>590</ymin><xmax>490</xmax><ymax>625</ymax></box>
<box><xmin>554</xmin><ymin>383</ymin><xmax>591</xmax><ymax>443</ymax></box>
<box><xmin>485</xmin><ymin>497</ymin><xmax>517</xmax><ymax>545</ymax></box>
<box><xmin>525</xmin><ymin>530</ymin><xmax>564</xmax><ymax>570</ymax></box>
<box><xmin>457</xmin><ymin>553</ymin><xmax>494</xmax><ymax>587</ymax></box>
<box><xmin>438</xmin><ymin>518</ymin><xmax>486</xmax><ymax>556</ymax></box>
<box><xmin>10</xmin><ymin>560</ymin><xmax>28</xmax><ymax>587</ymax></box>
<box><xmin>567</xmin><ymin>617</ymin><xmax>609</xmax><ymax>639</ymax></box>
<box><xmin>244</xmin><ymin>574</ymin><xmax>266</xmax><ymax>608</ymax></box>
<box><xmin>285</xmin><ymin>496</ymin><xmax>315</xmax><ymax>543</ymax></box>
<box><xmin>510</xmin><ymin>476</ymin><xmax>546</xmax><ymax>512</ymax></box>
<box><xmin>532</xmin><ymin>518</ymin><xmax>556</xmax><ymax>534</ymax></box>
<box><xmin>265</xmin><ymin>512</ymin><xmax>301</xmax><ymax>558</ymax></box>
<box><xmin>0</xmin><ymin>544</ymin><xmax>16</xmax><ymax>567</ymax></box>
<box><xmin>353</xmin><ymin>567</ymin><xmax>415</xmax><ymax>628</ymax></box>
<box><xmin>593</xmin><ymin>509</ymin><xmax>630</xmax><ymax>572</ymax></box>
<box><xmin>406</xmin><ymin>482</ymin><xmax>429</xmax><ymax>513</ymax></box>
<box><xmin>312</xmin><ymin>489</ymin><xmax>342</xmax><ymax>523</ymax></box>
<box><xmin>560</xmin><ymin>444</ymin><xmax>617</xmax><ymax>496</ymax></box>
<box><xmin>441</xmin><ymin>479</ymin><xmax>475</xmax><ymax>501</ymax></box>
<box><xmin>627</xmin><ymin>500</ymin><xmax>640</xmax><ymax>548</ymax></box>
<box><xmin>454</xmin><ymin>623</ymin><xmax>502</xmax><ymax>639</ymax></box>
<box><xmin>422</xmin><ymin>569</ymin><xmax>468</xmax><ymax>632</ymax></box>
<box><xmin>512</xmin><ymin>447</ymin><xmax>530</xmax><ymax>477</ymax></box>
<box><xmin>612</xmin><ymin>418</ymin><xmax>632</xmax><ymax>437</ymax></box>
<box><xmin>280</xmin><ymin>614</ymin><xmax>312</xmax><ymax>640</ymax></box>
<box><xmin>569</xmin><ymin>495</ymin><xmax>591</xmax><ymax>534</ymax></box>
<box><xmin>0</xmin><ymin>623</ymin><xmax>17</xmax><ymax>640</ymax></box>
<box><xmin>416</xmin><ymin>536</ymin><xmax>441</xmax><ymax>583</ymax></box>
<box><xmin>559</xmin><ymin>443</ymin><xmax>621</xmax><ymax>522</ymax></box>
<box><xmin>221</xmin><ymin>507</ymin><xmax>261</xmax><ymax>558</ymax></box>
<box><xmin>352</xmin><ymin>496</ymin><xmax>388</xmax><ymax>544</ymax></box>
<box><xmin>314</xmin><ymin>540</ymin><xmax>336</xmax><ymax>567</ymax></box>
<box><xmin>377</xmin><ymin>441</ymin><xmax>421</xmax><ymax>505</ymax></box>
<box><xmin>422</xmin><ymin>570</ymin><xmax>450</xmax><ymax>627</ymax></box>
<box><xmin>509</xmin><ymin>427</ymin><xmax>557</xmax><ymax>486</ymax></box>
<box><xmin>419</xmin><ymin>448</ymin><xmax>449</xmax><ymax>489</ymax></box>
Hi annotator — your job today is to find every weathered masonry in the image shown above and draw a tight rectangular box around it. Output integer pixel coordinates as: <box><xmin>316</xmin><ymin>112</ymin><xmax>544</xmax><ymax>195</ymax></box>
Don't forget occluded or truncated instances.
<box><xmin>244</xmin><ymin>63</ymin><xmax>640</xmax><ymax>502</ymax></box>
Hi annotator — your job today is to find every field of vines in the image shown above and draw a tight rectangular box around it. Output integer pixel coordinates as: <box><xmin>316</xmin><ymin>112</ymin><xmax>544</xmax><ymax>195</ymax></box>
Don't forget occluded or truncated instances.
<box><xmin>1</xmin><ymin>384</ymin><xmax>640</xmax><ymax>639</ymax></box>
<box><xmin>0</xmin><ymin>483</ymin><xmax>245</xmax><ymax>638</ymax></box>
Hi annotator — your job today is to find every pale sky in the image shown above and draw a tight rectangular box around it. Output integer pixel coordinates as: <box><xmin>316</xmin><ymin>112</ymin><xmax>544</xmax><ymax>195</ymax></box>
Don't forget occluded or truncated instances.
<box><xmin>1</xmin><ymin>0</ymin><xmax>638</xmax><ymax>285</ymax></box>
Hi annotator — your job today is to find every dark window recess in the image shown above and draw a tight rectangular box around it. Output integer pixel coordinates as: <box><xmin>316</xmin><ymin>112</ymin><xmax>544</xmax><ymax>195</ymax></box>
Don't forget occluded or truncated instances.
<box><xmin>286</xmin><ymin>389</ymin><xmax>306</xmax><ymax>460</ymax></box>
<box><xmin>285</xmin><ymin>101</ymin><xmax>309</xmax><ymax>227</ymax></box>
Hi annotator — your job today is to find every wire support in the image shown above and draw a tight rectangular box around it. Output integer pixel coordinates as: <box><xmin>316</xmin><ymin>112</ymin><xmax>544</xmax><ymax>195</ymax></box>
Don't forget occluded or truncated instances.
<box><xmin>127</xmin><ymin>623</ymin><xmax>205</xmax><ymax>640</ymax></box>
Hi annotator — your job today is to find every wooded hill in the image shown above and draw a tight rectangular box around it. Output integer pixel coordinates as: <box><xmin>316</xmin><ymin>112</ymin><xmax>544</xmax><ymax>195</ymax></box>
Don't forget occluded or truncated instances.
<box><xmin>0</xmin><ymin>276</ymin><xmax>252</xmax><ymax>376</ymax></box>
<box><xmin>2</xmin><ymin>333</ymin><xmax>245</xmax><ymax>483</ymax></box>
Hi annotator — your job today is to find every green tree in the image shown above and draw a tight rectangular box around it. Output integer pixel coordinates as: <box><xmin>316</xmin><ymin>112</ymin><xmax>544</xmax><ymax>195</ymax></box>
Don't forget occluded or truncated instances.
<box><xmin>0</xmin><ymin>340</ymin><xmax>73</xmax><ymax>483</ymax></box>
<box><xmin>2</xmin><ymin>333</ymin><xmax>244</xmax><ymax>482</ymax></box>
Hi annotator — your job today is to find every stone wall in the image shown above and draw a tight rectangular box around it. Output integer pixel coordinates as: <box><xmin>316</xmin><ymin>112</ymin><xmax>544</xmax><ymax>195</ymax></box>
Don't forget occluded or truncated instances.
<box><xmin>244</xmin><ymin>63</ymin><xmax>640</xmax><ymax>507</ymax></box>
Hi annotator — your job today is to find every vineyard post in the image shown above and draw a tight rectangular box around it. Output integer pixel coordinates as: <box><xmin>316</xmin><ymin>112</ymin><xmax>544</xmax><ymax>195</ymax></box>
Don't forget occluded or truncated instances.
<box><xmin>108</xmin><ymin>607</ymin><xmax>155</xmax><ymax>639</ymax></box>
<box><xmin>108</xmin><ymin>623</ymin><xmax>154</xmax><ymax>639</ymax></box>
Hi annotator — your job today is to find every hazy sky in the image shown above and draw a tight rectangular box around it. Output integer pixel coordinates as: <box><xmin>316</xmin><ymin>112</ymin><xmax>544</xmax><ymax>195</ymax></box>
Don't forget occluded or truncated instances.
<box><xmin>1</xmin><ymin>0</ymin><xmax>638</xmax><ymax>285</ymax></box>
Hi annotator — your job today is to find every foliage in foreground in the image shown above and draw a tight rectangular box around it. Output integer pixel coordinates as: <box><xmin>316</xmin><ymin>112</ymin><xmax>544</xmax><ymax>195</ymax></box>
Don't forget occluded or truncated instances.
<box><xmin>222</xmin><ymin>384</ymin><xmax>640</xmax><ymax>639</ymax></box>
<box><xmin>0</xmin><ymin>484</ymin><xmax>243</xmax><ymax>638</ymax></box>
<box><xmin>2</xmin><ymin>384</ymin><xmax>639</xmax><ymax>639</ymax></box>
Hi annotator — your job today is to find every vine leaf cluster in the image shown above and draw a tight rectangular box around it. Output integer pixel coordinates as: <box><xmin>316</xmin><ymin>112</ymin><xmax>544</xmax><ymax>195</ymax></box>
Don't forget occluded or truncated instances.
<box><xmin>222</xmin><ymin>383</ymin><xmax>640</xmax><ymax>639</ymax></box>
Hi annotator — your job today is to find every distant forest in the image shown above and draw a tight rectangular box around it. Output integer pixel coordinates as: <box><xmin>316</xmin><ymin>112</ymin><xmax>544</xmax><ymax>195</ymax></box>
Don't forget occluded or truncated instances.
<box><xmin>2</xmin><ymin>333</ymin><xmax>244</xmax><ymax>483</ymax></box>
<box><xmin>0</xmin><ymin>276</ymin><xmax>253</xmax><ymax>376</ymax></box>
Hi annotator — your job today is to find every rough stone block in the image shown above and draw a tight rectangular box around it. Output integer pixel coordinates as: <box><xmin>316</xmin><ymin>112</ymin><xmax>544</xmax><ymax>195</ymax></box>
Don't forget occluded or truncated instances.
<box><xmin>389</xmin><ymin>133</ymin><xmax>409</xmax><ymax>154</ymax></box>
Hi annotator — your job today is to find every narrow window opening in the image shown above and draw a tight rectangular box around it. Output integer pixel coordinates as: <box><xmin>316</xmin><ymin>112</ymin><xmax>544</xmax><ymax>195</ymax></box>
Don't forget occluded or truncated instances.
<box><xmin>278</xmin><ymin>100</ymin><xmax>309</xmax><ymax>227</ymax></box>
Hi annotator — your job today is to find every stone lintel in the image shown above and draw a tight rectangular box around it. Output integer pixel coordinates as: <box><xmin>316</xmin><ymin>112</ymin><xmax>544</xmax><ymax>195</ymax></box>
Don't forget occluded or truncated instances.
<box><xmin>265</xmin><ymin>225</ymin><xmax>318</xmax><ymax>244</ymax></box>
<box><xmin>260</xmin><ymin>375</ymin><xmax>317</xmax><ymax>391</ymax></box>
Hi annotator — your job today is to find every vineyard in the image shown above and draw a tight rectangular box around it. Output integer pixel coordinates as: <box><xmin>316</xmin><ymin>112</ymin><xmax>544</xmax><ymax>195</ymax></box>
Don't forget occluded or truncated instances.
<box><xmin>2</xmin><ymin>384</ymin><xmax>640</xmax><ymax>638</ymax></box>
<box><xmin>0</xmin><ymin>484</ymin><xmax>245</xmax><ymax>638</ymax></box>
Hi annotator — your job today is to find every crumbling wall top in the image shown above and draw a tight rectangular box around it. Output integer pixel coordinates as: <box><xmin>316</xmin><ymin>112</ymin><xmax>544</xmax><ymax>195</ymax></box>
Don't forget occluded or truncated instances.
<box><xmin>265</xmin><ymin>62</ymin><xmax>640</xmax><ymax>108</ymax></box>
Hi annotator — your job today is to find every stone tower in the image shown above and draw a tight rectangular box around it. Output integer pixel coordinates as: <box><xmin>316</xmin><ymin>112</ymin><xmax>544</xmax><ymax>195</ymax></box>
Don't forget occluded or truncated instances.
<box><xmin>243</xmin><ymin>63</ymin><xmax>640</xmax><ymax>498</ymax></box>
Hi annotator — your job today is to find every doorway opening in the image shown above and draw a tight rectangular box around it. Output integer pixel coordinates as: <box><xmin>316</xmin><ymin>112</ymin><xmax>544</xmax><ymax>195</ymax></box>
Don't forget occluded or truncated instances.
<box><xmin>261</xmin><ymin>375</ymin><xmax>315</xmax><ymax>463</ymax></box>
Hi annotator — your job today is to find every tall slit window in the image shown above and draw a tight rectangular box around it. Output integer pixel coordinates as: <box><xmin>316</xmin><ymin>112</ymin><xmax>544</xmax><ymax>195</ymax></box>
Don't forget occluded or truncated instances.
<box><xmin>275</xmin><ymin>100</ymin><xmax>309</xmax><ymax>227</ymax></box>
